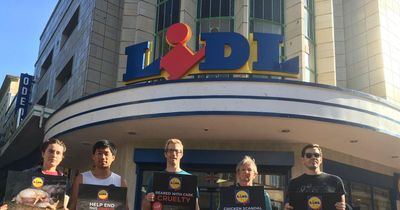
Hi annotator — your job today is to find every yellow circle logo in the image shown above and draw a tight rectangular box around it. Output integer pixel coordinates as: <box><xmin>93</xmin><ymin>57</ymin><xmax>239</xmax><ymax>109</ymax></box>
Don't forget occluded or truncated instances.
<box><xmin>307</xmin><ymin>196</ymin><xmax>322</xmax><ymax>209</ymax></box>
<box><xmin>169</xmin><ymin>177</ymin><xmax>181</xmax><ymax>190</ymax></box>
<box><xmin>32</xmin><ymin>177</ymin><xmax>44</xmax><ymax>188</ymax></box>
<box><xmin>235</xmin><ymin>190</ymin><xmax>249</xmax><ymax>204</ymax></box>
<box><xmin>98</xmin><ymin>190</ymin><xmax>109</xmax><ymax>200</ymax></box>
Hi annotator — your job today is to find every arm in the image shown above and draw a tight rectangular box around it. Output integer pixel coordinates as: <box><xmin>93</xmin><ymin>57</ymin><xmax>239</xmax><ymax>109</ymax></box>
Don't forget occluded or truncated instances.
<box><xmin>264</xmin><ymin>191</ymin><xmax>272</xmax><ymax>210</ymax></box>
<box><xmin>0</xmin><ymin>204</ymin><xmax>7</xmax><ymax>210</ymax></box>
<box><xmin>335</xmin><ymin>195</ymin><xmax>346</xmax><ymax>210</ymax></box>
<box><xmin>196</xmin><ymin>198</ymin><xmax>200</xmax><ymax>210</ymax></box>
<box><xmin>142</xmin><ymin>192</ymin><xmax>154</xmax><ymax>210</ymax></box>
<box><xmin>122</xmin><ymin>179</ymin><xmax>129</xmax><ymax>210</ymax></box>
<box><xmin>68</xmin><ymin>174</ymin><xmax>83</xmax><ymax>210</ymax></box>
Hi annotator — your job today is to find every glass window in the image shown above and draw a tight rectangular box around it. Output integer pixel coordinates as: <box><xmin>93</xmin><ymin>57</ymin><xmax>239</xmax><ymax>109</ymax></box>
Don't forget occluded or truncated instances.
<box><xmin>154</xmin><ymin>0</ymin><xmax>181</xmax><ymax>58</ymax></box>
<box><xmin>373</xmin><ymin>187</ymin><xmax>391</xmax><ymax>210</ymax></box>
<box><xmin>250</xmin><ymin>0</ymin><xmax>283</xmax><ymax>34</ymax></box>
<box><xmin>196</xmin><ymin>0</ymin><xmax>234</xmax><ymax>49</ymax></box>
<box><xmin>351</xmin><ymin>182</ymin><xmax>373</xmax><ymax>210</ymax></box>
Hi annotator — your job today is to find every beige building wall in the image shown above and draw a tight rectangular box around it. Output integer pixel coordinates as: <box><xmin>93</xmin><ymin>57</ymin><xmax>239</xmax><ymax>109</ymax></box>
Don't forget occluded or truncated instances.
<box><xmin>285</xmin><ymin>0</ymin><xmax>303</xmax><ymax>80</ymax></box>
<box><xmin>379</xmin><ymin>0</ymin><xmax>400</xmax><ymax>104</ymax></box>
<box><xmin>334</xmin><ymin>0</ymin><xmax>386</xmax><ymax>98</ymax></box>
<box><xmin>314</xmin><ymin>0</ymin><xmax>336</xmax><ymax>85</ymax></box>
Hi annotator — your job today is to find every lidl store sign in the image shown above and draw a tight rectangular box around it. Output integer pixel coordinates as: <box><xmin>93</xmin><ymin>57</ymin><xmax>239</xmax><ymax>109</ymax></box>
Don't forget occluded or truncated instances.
<box><xmin>123</xmin><ymin>23</ymin><xmax>299</xmax><ymax>83</ymax></box>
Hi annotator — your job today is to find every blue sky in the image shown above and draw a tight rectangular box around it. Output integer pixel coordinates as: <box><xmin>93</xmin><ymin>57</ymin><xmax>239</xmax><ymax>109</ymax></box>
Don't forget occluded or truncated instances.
<box><xmin>0</xmin><ymin>0</ymin><xmax>58</xmax><ymax>83</ymax></box>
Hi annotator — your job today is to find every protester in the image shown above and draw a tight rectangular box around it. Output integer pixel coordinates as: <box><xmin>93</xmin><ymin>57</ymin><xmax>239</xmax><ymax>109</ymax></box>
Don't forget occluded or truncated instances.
<box><xmin>0</xmin><ymin>138</ymin><xmax>68</xmax><ymax>209</ymax></box>
<box><xmin>142</xmin><ymin>138</ymin><xmax>200</xmax><ymax>210</ymax></box>
<box><xmin>236</xmin><ymin>156</ymin><xmax>272</xmax><ymax>210</ymax></box>
<box><xmin>284</xmin><ymin>144</ymin><xmax>346</xmax><ymax>210</ymax></box>
<box><xmin>69</xmin><ymin>140</ymin><xmax>128</xmax><ymax>210</ymax></box>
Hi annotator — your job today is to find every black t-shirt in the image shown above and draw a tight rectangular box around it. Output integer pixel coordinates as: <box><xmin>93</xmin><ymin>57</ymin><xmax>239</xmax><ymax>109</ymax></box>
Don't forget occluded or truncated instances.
<box><xmin>287</xmin><ymin>172</ymin><xmax>346</xmax><ymax>194</ymax></box>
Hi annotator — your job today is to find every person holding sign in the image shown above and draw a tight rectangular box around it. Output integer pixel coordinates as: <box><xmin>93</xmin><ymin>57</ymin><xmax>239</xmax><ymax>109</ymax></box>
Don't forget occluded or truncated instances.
<box><xmin>284</xmin><ymin>144</ymin><xmax>346</xmax><ymax>210</ymax></box>
<box><xmin>236</xmin><ymin>156</ymin><xmax>272</xmax><ymax>210</ymax></box>
<box><xmin>142</xmin><ymin>138</ymin><xmax>200</xmax><ymax>210</ymax></box>
<box><xmin>69</xmin><ymin>140</ymin><xmax>129</xmax><ymax>210</ymax></box>
<box><xmin>0</xmin><ymin>138</ymin><xmax>69</xmax><ymax>210</ymax></box>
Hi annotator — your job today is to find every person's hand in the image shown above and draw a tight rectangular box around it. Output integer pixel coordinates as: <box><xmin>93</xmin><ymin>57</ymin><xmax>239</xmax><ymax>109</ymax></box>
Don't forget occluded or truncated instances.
<box><xmin>146</xmin><ymin>192</ymin><xmax>155</xmax><ymax>202</ymax></box>
<box><xmin>284</xmin><ymin>203</ymin><xmax>293</xmax><ymax>210</ymax></box>
<box><xmin>335</xmin><ymin>201</ymin><xmax>346</xmax><ymax>210</ymax></box>
<box><xmin>0</xmin><ymin>204</ymin><xmax>8</xmax><ymax>210</ymax></box>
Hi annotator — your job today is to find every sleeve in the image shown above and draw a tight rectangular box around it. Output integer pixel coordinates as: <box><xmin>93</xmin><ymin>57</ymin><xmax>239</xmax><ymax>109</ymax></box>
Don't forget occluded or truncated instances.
<box><xmin>336</xmin><ymin>176</ymin><xmax>346</xmax><ymax>195</ymax></box>
<box><xmin>264</xmin><ymin>190</ymin><xmax>273</xmax><ymax>210</ymax></box>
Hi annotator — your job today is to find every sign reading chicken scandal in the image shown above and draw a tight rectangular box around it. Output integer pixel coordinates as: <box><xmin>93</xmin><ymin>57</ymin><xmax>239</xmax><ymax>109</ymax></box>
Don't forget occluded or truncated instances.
<box><xmin>123</xmin><ymin>23</ymin><xmax>299</xmax><ymax>84</ymax></box>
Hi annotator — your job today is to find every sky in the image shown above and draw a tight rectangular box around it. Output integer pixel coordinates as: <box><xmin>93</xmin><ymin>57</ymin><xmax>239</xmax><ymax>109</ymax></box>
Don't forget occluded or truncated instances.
<box><xmin>0</xmin><ymin>0</ymin><xmax>58</xmax><ymax>83</ymax></box>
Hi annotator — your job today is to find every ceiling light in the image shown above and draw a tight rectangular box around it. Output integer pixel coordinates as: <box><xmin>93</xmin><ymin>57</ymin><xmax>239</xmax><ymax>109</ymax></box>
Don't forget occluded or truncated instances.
<box><xmin>128</xmin><ymin>131</ymin><xmax>137</xmax><ymax>135</ymax></box>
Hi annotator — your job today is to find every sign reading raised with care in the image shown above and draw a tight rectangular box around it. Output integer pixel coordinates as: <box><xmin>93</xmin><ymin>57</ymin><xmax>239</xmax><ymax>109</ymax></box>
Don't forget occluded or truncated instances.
<box><xmin>123</xmin><ymin>23</ymin><xmax>299</xmax><ymax>84</ymax></box>
<box><xmin>152</xmin><ymin>172</ymin><xmax>197</xmax><ymax>210</ymax></box>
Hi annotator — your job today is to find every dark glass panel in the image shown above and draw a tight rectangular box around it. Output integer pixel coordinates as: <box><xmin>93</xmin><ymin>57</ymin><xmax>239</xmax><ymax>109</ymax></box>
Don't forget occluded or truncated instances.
<box><xmin>211</xmin><ymin>0</ymin><xmax>220</xmax><ymax>17</ymax></box>
<box><xmin>221</xmin><ymin>0</ymin><xmax>230</xmax><ymax>16</ymax></box>
<box><xmin>165</xmin><ymin>0</ymin><xmax>172</xmax><ymax>27</ymax></box>
<box><xmin>273</xmin><ymin>0</ymin><xmax>281</xmax><ymax>22</ymax></box>
<box><xmin>157</xmin><ymin>3</ymin><xmax>165</xmax><ymax>31</ymax></box>
<box><xmin>172</xmin><ymin>0</ymin><xmax>180</xmax><ymax>24</ymax></box>
<box><xmin>254</xmin><ymin>0</ymin><xmax>263</xmax><ymax>19</ymax></box>
<box><xmin>201</xmin><ymin>0</ymin><xmax>210</xmax><ymax>18</ymax></box>
<box><xmin>264</xmin><ymin>0</ymin><xmax>272</xmax><ymax>20</ymax></box>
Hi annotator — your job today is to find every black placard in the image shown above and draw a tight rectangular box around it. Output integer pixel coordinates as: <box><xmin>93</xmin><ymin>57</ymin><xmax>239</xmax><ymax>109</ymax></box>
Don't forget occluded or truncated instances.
<box><xmin>219</xmin><ymin>186</ymin><xmax>267</xmax><ymax>210</ymax></box>
<box><xmin>4</xmin><ymin>170</ymin><xmax>67</xmax><ymax>210</ymax></box>
<box><xmin>77</xmin><ymin>184</ymin><xmax>127</xmax><ymax>210</ymax></box>
<box><xmin>152</xmin><ymin>172</ymin><xmax>198</xmax><ymax>210</ymax></box>
<box><xmin>288</xmin><ymin>192</ymin><xmax>341</xmax><ymax>210</ymax></box>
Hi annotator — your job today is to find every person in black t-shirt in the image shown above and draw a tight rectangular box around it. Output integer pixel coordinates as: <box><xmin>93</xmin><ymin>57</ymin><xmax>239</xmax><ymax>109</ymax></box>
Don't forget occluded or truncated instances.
<box><xmin>284</xmin><ymin>144</ymin><xmax>346</xmax><ymax>210</ymax></box>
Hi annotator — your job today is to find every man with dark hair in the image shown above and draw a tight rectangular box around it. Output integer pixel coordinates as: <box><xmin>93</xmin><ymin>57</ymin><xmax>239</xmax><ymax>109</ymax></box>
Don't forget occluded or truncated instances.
<box><xmin>69</xmin><ymin>140</ymin><xmax>128</xmax><ymax>210</ymax></box>
<box><xmin>284</xmin><ymin>144</ymin><xmax>346</xmax><ymax>210</ymax></box>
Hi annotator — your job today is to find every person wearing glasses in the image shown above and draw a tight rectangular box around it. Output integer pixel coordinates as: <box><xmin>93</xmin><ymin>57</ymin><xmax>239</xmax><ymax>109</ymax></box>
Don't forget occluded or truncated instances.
<box><xmin>284</xmin><ymin>144</ymin><xmax>346</xmax><ymax>210</ymax></box>
<box><xmin>236</xmin><ymin>156</ymin><xmax>272</xmax><ymax>210</ymax></box>
<box><xmin>142</xmin><ymin>138</ymin><xmax>200</xmax><ymax>210</ymax></box>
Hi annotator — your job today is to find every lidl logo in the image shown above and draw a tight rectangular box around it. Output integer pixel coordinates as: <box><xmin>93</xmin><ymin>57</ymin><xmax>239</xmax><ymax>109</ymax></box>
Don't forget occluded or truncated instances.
<box><xmin>307</xmin><ymin>196</ymin><xmax>322</xmax><ymax>210</ymax></box>
<box><xmin>235</xmin><ymin>190</ymin><xmax>250</xmax><ymax>204</ymax></box>
<box><xmin>98</xmin><ymin>189</ymin><xmax>109</xmax><ymax>200</ymax></box>
<box><xmin>169</xmin><ymin>177</ymin><xmax>182</xmax><ymax>191</ymax></box>
<box><xmin>31</xmin><ymin>177</ymin><xmax>44</xmax><ymax>188</ymax></box>
<box><xmin>123</xmin><ymin>23</ymin><xmax>299</xmax><ymax>84</ymax></box>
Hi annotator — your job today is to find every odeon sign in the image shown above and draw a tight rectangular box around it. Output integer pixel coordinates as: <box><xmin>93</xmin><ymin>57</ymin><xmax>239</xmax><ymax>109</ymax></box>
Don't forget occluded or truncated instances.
<box><xmin>123</xmin><ymin>23</ymin><xmax>299</xmax><ymax>84</ymax></box>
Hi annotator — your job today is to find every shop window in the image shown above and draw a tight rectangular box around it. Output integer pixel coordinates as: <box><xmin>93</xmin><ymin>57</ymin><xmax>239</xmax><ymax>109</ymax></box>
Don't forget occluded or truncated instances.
<box><xmin>40</xmin><ymin>50</ymin><xmax>53</xmax><ymax>78</ymax></box>
<box><xmin>249</xmin><ymin>0</ymin><xmax>283</xmax><ymax>34</ymax></box>
<box><xmin>61</xmin><ymin>7</ymin><xmax>79</xmax><ymax>49</ymax></box>
<box><xmin>373</xmin><ymin>187</ymin><xmax>391</xmax><ymax>210</ymax></box>
<box><xmin>54</xmin><ymin>57</ymin><xmax>73</xmax><ymax>95</ymax></box>
<box><xmin>350</xmin><ymin>182</ymin><xmax>373</xmax><ymax>210</ymax></box>
<box><xmin>154</xmin><ymin>0</ymin><xmax>181</xmax><ymax>59</ymax></box>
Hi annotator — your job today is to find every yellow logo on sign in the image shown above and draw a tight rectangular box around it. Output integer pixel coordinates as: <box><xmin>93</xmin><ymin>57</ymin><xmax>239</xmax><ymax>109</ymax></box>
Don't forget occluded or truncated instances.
<box><xmin>235</xmin><ymin>190</ymin><xmax>249</xmax><ymax>204</ymax></box>
<box><xmin>32</xmin><ymin>177</ymin><xmax>44</xmax><ymax>188</ymax></box>
<box><xmin>169</xmin><ymin>177</ymin><xmax>181</xmax><ymax>190</ymax></box>
<box><xmin>307</xmin><ymin>196</ymin><xmax>322</xmax><ymax>209</ymax></box>
<box><xmin>98</xmin><ymin>190</ymin><xmax>109</xmax><ymax>200</ymax></box>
